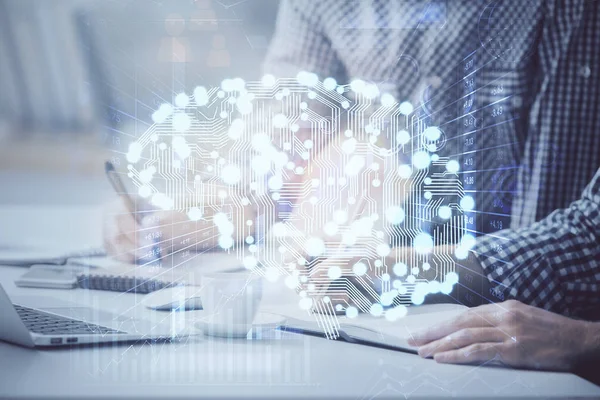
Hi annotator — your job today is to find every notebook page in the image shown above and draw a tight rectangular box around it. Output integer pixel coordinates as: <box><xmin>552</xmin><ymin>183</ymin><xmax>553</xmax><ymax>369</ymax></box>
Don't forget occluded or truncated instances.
<box><xmin>339</xmin><ymin>304</ymin><xmax>468</xmax><ymax>351</ymax></box>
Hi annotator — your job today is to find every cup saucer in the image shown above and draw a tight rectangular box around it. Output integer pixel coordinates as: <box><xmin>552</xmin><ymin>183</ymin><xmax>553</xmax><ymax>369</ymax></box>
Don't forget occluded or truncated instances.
<box><xmin>195</xmin><ymin>312</ymin><xmax>287</xmax><ymax>338</ymax></box>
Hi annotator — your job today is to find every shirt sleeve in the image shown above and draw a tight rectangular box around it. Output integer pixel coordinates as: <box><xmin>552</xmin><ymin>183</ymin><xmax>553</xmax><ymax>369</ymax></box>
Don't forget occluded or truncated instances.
<box><xmin>263</xmin><ymin>0</ymin><xmax>346</xmax><ymax>81</ymax></box>
<box><xmin>473</xmin><ymin>167</ymin><xmax>600</xmax><ymax>317</ymax></box>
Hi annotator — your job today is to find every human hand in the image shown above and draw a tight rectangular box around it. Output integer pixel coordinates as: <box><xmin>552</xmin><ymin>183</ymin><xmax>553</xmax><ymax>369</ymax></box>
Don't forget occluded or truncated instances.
<box><xmin>102</xmin><ymin>198</ymin><xmax>190</xmax><ymax>263</ymax></box>
<box><xmin>103</xmin><ymin>196</ymin><xmax>253</xmax><ymax>263</ymax></box>
<box><xmin>407</xmin><ymin>300</ymin><xmax>593</xmax><ymax>371</ymax></box>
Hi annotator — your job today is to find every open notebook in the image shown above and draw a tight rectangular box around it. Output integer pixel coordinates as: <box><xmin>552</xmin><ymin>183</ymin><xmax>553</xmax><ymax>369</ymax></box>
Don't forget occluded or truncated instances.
<box><xmin>270</xmin><ymin>303</ymin><xmax>468</xmax><ymax>353</ymax></box>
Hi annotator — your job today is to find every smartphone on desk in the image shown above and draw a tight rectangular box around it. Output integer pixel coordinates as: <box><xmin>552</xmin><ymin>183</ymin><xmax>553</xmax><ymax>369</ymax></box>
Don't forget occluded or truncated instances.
<box><xmin>15</xmin><ymin>265</ymin><xmax>80</xmax><ymax>290</ymax></box>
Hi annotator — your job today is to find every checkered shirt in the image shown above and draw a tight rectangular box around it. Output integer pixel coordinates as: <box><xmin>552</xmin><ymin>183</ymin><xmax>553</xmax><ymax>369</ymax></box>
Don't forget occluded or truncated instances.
<box><xmin>263</xmin><ymin>0</ymin><xmax>600</xmax><ymax>316</ymax></box>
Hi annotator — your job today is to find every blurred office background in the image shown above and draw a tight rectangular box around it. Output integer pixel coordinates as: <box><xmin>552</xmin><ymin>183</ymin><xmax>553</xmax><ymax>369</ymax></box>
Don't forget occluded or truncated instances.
<box><xmin>0</xmin><ymin>0</ymin><xmax>279</xmax><ymax>203</ymax></box>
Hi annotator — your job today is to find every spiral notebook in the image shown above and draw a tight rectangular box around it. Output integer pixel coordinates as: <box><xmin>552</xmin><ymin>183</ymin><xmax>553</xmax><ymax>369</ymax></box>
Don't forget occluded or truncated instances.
<box><xmin>15</xmin><ymin>265</ymin><xmax>184</xmax><ymax>294</ymax></box>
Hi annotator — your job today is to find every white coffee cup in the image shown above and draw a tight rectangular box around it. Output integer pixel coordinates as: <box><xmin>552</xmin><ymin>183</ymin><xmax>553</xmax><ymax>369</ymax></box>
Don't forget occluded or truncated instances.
<box><xmin>198</xmin><ymin>271</ymin><xmax>263</xmax><ymax>337</ymax></box>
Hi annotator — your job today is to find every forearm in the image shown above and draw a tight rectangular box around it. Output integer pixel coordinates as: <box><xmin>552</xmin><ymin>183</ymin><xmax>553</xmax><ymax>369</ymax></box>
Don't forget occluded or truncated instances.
<box><xmin>581</xmin><ymin>322</ymin><xmax>600</xmax><ymax>364</ymax></box>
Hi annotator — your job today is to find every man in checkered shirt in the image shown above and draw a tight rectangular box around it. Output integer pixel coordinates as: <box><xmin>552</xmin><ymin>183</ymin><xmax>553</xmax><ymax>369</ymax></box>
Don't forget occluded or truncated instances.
<box><xmin>264</xmin><ymin>0</ymin><xmax>600</xmax><ymax>370</ymax></box>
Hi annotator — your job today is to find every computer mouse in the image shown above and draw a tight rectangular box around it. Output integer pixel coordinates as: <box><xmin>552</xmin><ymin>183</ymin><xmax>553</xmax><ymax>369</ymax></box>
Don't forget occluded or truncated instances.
<box><xmin>141</xmin><ymin>286</ymin><xmax>203</xmax><ymax>311</ymax></box>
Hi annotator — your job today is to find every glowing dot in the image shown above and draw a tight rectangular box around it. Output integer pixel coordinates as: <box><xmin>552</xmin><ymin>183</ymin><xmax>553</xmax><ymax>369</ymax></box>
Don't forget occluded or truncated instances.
<box><xmin>372</xmin><ymin>179</ymin><xmax>381</xmax><ymax>187</ymax></box>
<box><xmin>218</xmin><ymin>236</ymin><xmax>234</xmax><ymax>250</ymax></box>
<box><xmin>236</xmin><ymin>94</ymin><xmax>253</xmax><ymax>114</ymax></box>
<box><xmin>398</xmin><ymin>164</ymin><xmax>412</xmax><ymax>179</ymax></box>
<box><xmin>252</xmin><ymin>133</ymin><xmax>271</xmax><ymax>151</ymax></box>
<box><xmin>138</xmin><ymin>185</ymin><xmax>151</xmax><ymax>198</ymax></box>
<box><xmin>411</xmin><ymin>267</ymin><xmax>420</xmax><ymax>275</ymax></box>
<box><xmin>346</xmin><ymin>306</ymin><xmax>358</xmax><ymax>319</ymax></box>
<box><xmin>243</xmin><ymin>256</ymin><xmax>258</xmax><ymax>269</ymax></box>
<box><xmin>268</xmin><ymin>175</ymin><xmax>283</xmax><ymax>191</ymax></box>
<box><xmin>296</xmin><ymin>71</ymin><xmax>318</xmax><ymax>87</ymax></box>
<box><xmin>381</xmin><ymin>291</ymin><xmax>397</xmax><ymax>306</ymax></box>
<box><xmin>246</xmin><ymin>236</ymin><xmax>255</xmax><ymax>245</ymax></box>
<box><xmin>428</xmin><ymin>281</ymin><xmax>441</xmax><ymax>294</ymax></box>
<box><xmin>304</xmin><ymin>139</ymin><xmax>313</xmax><ymax>149</ymax></box>
<box><xmin>396</xmin><ymin>130</ymin><xmax>410</xmax><ymax>145</ymax></box>
<box><xmin>333</xmin><ymin>210</ymin><xmax>348</xmax><ymax>225</ymax></box>
<box><xmin>446</xmin><ymin>272</ymin><xmax>459</xmax><ymax>285</ymax></box>
<box><xmin>386</xmin><ymin>206</ymin><xmax>405</xmax><ymax>225</ymax></box>
<box><xmin>438</xmin><ymin>206</ymin><xmax>452</xmax><ymax>219</ymax></box>
<box><xmin>305</xmin><ymin>237</ymin><xmax>326</xmax><ymax>257</ymax></box>
<box><xmin>172</xmin><ymin>113</ymin><xmax>191</xmax><ymax>132</ymax></box>
<box><xmin>411</xmin><ymin>292</ymin><xmax>425</xmax><ymax>305</ymax></box>
<box><xmin>323</xmin><ymin>77</ymin><xmax>337</xmax><ymax>91</ymax></box>
<box><xmin>446</xmin><ymin>160</ymin><xmax>460</xmax><ymax>173</ymax></box>
<box><xmin>342</xmin><ymin>101</ymin><xmax>350</xmax><ymax>109</ymax></box>
<box><xmin>370</xmin><ymin>303</ymin><xmax>384</xmax><ymax>317</ymax></box>
<box><xmin>424</xmin><ymin>126</ymin><xmax>442</xmax><ymax>141</ymax></box>
<box><xmin>151</xmin><ymin>193</ymin><xmax>174</xmax><ymax>210</ymax></box>
<box><xmin>152</xmin><ymin>103</ymin><xmax>173</xmax><ymax>123</ymax></box>
<box><xmin>126</xmin><ymin>141</ymin><xmax>143</xmax><ymax>163</ymax></box>
<box><xmin>461</xmin><ymin>234</ymin><xmax>477</xmax><ymax>250</ymax></box>
<box><xmin>272</xmin><ymin>222</ymin><xmax>287</xmax><ymax>237</ymax></box>
<box><xmin>139</xmin><ymin>167</ymin><xmax>155</xmax><ymax>183</ymax></box>
<box><xmin>187</xmin><ymin>207</ymin><xmax>203</xmax><ymax>221</ymax></box>
<box><xmin>413</xmin><ymin>233</ymin><xmax>434</xmax><ymax>254</ymax></box>
<box><xmin>272</xmin><ymin>113</ymin><xmax>288</xmax><ymax>128</ymax></box>
<box><xmin>221</xmin><ymin>79</ymin><xmax>234</xmax><ymax>91</ymax></box>
<box><xmin>299</xmin><ymin>297</ymin><xmax>313</xmax><ymax>310</ymax></box>
<box><xmin>232</xmin><ymin>77</ymin><xmax>245</xmax><ymax>91</ymax></box>
<box><xmin>460</xmin><ymin>196</ymin><xmax>475</xmax><ymax>211</ymax></box>
<box><xmin>193</xmin><ymin>86</ymin><xmax>209</xmax><ymax>106</ymax></box>
<box><xmin>351</xmin><ymin>217</ymin><xmax>374</xmax><ymax>237</ymax></box>
<box><xmin>337</xmin><ymin>86</ymin><xmax>345</xmax><ymax>94</ymax></box>
<box><xmin>350</xmin><ymin>79</ymin><xmax>366</xmax><ymax>93</ymax></box>
<box><xmin>323</xmin><ymin>222</ymin><xmax>338</xmax><ymax>236</ymax></box>
<box><xmin>345</xmin><ymin>155</ymin><xmax>366</xmax><ymax>176</ymax></box>
<box><xmin>342</xmin><ymin>138</ymin><xmax>357</xmax><ymax>154</ymax></box>
<box><xmin>261</xmin><ymin>74</ymin><xmax>276</xmax><ymax>87</ymax></box>
<box><xmin>399</xmin><ymin>101</ymin><xmax>414</xmax><ymax>115</ymax></box>
<box><xmin>455</xmin><ymin>246</ymin><xmax>469</xmax><ymax>260</ymax></box>
<box><xmin>381</xmin><ymin>93</ymin><xmax>395</xmax><ymax>107</ymax></box>
<box><xmin>251</xmin><ymin>156</ymin><xmax>270</xmax><ymax>175</ymax></box>
<box><xmin>376</xmin><ymin>243</ymin><xmax>391</xmax><ymax>257</ymax></box>
<box><xmin>353</xmin><ymin>262</ymin><xmax>367</xmax><ymax>276</ymax></box>
<box><xmin>172</xmin><ymin>135</ymin><xmax>191</xmax><ymax>159</ymax></box>
<box><xmin>412</xmin><ymin>151</ymin><xmax>431</xmax><ymax>169</ymax></box>
<box><xmin>424</xmin><ymin>191</ymin><xmax>432</xmax><ymax>199</ymax></box>
<box><xmin>221</xmin><ymin>164</ymin><xmax>241</xmax><ymax>185</ymax></box>
<box><xmin>228</xmin><ymin>118</ymin><xmax>244</xmax><ymax>140</ymax></box>
<box><xmin>385</xmin><ymin>305</ymin><xmax>408</xmax><ymax>321</ymax></box>
<box><xmin>328</xmin><ymin>266</ymin><xmax>342</xmax><ymax>280</ymax></box>
<box><xmin>394</xmin><ymin>262</ymin><xmax>408</xmax><ymax>276</ymax></box>
<box><xmin>175</xmin><ymin>92</ymin><xmax>189</xmax><ymax>108</ymax></box>
<box><xmin>364</xmin><ymin>84</ymin><xmax>380</xmax><ymax>99</ymax></box>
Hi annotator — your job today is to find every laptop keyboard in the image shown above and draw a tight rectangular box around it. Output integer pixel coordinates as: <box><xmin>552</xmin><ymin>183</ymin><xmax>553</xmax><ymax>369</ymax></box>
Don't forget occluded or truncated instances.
<box><xmin>14</xmin><ymin>304</ymin><xmax>126</xmax><ymax>335</ymax></box>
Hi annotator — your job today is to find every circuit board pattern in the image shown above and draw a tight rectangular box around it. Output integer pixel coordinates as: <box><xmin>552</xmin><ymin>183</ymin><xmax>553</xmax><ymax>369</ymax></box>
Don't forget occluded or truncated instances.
<box><xmin>126</xmin><ymin>74</ymin><xmax>471</xmax><ymax>337</ymax></box>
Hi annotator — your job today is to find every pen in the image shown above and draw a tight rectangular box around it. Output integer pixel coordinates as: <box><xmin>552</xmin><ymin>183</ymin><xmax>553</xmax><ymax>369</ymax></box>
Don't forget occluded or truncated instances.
<box><xmin>105</xmin><ymin>161</ymin><xmax>160</xmax><ymax>262</ymax></box>
<box><xmin>104</xmin><ymin>161</ymin><xmax>145</xmax><ymax>225</ymax></box>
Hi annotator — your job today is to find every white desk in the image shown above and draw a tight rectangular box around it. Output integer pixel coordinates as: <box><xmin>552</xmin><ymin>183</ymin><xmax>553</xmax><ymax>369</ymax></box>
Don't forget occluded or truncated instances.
<box><xmin>1</xmin><ymin>204</ymin><xmax>599</xmax><ymax>398</ymax></box>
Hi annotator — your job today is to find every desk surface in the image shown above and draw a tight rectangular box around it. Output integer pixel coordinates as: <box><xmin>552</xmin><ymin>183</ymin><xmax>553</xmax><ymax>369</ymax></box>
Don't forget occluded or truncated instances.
<box><xmin>1</xmin><ymin>203</ymin><xmax>599</xmax><ymax>398</ymax></box>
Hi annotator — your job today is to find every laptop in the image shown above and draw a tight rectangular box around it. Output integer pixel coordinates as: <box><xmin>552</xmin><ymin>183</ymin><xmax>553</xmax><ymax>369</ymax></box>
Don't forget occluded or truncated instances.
<box><xmin>0</xmin><ymin>283</ymin><xmax>186</xmax><ymax>347</ymax></box>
